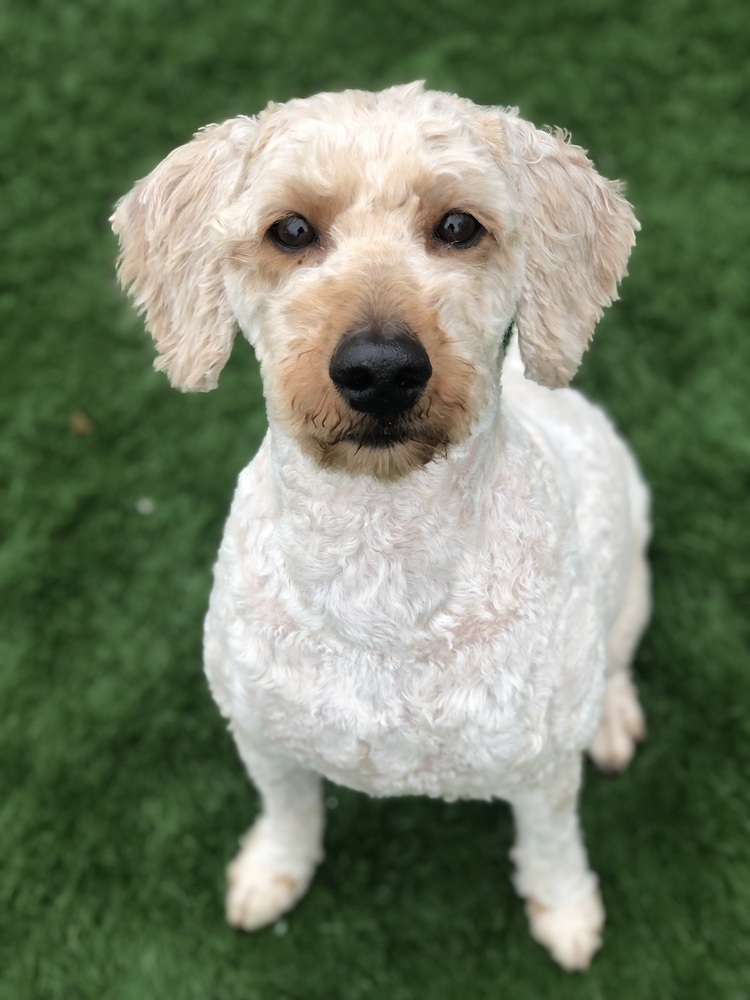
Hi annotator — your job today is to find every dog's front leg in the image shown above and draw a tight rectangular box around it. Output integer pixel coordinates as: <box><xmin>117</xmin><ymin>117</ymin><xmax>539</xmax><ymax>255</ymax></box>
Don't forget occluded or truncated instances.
<box><xmin>509</xmin><ymin>756</ymin><xmax>604</xmax><ymax>971</ymax></box>
<box><xmin>225</xmin><ymin>726</ymin><xmax>324</xmax><ymax>932</ymax></box>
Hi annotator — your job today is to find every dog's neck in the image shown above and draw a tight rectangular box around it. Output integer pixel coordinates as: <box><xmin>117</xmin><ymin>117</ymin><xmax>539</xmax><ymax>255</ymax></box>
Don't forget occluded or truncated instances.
<box><xmin>269</xmin><ymin>395</ymin><xmax>504</xmax><ymax>525</ymax></box>
<box><xmin>263</xmin><ymin>397</ymin><xmax>512</xmax><ymax>651</ymax></box>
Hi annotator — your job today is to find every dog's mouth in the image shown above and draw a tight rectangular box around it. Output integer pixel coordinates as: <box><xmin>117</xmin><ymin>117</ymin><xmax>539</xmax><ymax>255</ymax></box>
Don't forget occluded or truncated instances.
<box><xmin>330</xmin><ymin>411</ymin><xmax>449</xmax><ymax>452</ymax></box>
<box><xmin>343</xmin><ymin>428</ymin><xmax>405</xmax><ymax>450</ymax></box>
<box><xmin>305</xmin><ymin>407</ymin><xmax>453</xmax><ymax>479</ymax></box>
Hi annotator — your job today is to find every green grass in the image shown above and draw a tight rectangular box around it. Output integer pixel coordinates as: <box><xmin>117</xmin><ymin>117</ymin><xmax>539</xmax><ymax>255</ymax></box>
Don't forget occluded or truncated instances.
<box><xmin>2</xmin><ymin>0</ymin><xmax>749</xmax><ymax>997</ymax></box>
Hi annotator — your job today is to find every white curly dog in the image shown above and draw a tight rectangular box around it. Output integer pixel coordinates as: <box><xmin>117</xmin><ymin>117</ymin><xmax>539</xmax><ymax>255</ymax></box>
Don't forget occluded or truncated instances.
<box><xmin>113</xmin><ymin>82</ymin><xmax>650</xmax><ymax>971</ymax></box>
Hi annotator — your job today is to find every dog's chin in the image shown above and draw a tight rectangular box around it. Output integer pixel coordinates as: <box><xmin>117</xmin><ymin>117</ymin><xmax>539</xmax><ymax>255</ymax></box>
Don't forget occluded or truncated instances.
<box><xmin>303</xmin><ymin>418</ymin><xmax>452</xmax><ymax>479</ymax></box>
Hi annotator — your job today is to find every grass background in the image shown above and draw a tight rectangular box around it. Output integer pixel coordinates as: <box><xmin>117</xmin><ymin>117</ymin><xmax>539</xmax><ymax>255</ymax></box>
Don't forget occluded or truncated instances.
<box><xmin>2</xmin><ymin>0</ymin><xmax>749</xmax><ymax>997</ymax></box>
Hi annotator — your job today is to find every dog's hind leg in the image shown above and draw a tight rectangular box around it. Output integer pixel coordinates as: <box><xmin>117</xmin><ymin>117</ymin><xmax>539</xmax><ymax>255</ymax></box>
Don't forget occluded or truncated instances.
<box><xmin>589</xmin><ymin>553</ymin><xmax>650</xmax><ymax>773</ymax></box>
<box><xmin>509</xmin><ymin>756</ymin><xmax>604</xmax><ymax>971</ymax></box>
<box><xmin>224</xmin><ymin>727</ymin><xmax>325</xmax><ymax>931</ymax></box>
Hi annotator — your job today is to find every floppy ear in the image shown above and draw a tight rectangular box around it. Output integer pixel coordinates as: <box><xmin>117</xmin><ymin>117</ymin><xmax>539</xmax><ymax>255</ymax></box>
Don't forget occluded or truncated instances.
<box><xmin>111</xmin><ymin>117</ymin><xmax>257</xmax><ymax>391</ymax></box>
<box><xmin>507</xmin><ymin>117</ymin><xmax>638</xmax><ymax>388</ymax></box>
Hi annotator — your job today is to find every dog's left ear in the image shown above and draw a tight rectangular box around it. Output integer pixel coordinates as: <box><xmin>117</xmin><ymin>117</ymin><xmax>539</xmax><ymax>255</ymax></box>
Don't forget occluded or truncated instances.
<box><xmin>504</xmin><ymin>117</ymin><xmax>639</xmax><ymax>388</ymax></box>
<box><xmin>111</xmin><ymin>117</ymin><xmax>257</xmax><ymax>391</ymax></box>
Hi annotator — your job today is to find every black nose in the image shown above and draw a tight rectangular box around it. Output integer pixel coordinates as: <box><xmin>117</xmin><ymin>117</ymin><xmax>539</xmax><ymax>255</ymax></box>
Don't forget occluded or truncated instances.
<box><xmin>329</xmin><ymin>328</ymin><xmax>432</xmax><ymax>420</ymax></box>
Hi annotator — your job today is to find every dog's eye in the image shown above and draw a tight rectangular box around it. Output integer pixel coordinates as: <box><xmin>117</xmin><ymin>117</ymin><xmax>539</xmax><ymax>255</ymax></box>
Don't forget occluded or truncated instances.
<box><xmin>270</xmin><ymin>215</ymin><xmax>317</xmax><ymax>250</ymax></box>
<box><xmin>434</xmin><ymin>212</ymin><xmax>482</xmax><ymax>247</ymax></box>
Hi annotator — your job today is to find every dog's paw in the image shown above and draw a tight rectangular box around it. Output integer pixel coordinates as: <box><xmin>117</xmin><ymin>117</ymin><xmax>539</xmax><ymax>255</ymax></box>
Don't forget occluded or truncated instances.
<box><xmin>225</xmin><ymin>819</ymin><xmax>321</xmax><ymax>931</ymax></box>
<box><xmin>589</xmin><ymin>674</ymin><xmax>646</xmax><ymax>773</ymax></box>
<box><xmin>526</xmin><ymin>881</ymin><xmax>605</xmax><ymax>971</ymax></box>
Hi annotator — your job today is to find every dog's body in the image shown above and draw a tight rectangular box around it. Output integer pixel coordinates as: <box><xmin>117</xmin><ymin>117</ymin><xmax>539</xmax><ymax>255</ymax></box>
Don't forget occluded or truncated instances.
<box><xmin>113</xmin><ymin>83</ymin><xmax>650</xmax><ymax>971</ymax></box>
<box><xmin>206</xmin><ymin>345</ymin><xmax>648</xmax><ymax>802</ymax></box>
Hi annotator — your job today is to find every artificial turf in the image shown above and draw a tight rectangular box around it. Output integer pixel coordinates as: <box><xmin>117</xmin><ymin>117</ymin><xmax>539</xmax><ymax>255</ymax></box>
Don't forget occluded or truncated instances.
<box><xmin>2</xmin><ymin>0</ymin><xmax>749</xmax><ymax>997</ymax></box>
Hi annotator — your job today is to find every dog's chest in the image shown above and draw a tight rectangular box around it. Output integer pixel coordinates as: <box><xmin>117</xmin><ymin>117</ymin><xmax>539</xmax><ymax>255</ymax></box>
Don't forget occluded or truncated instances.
<box><xmin>209</xmin><ymin>504</ymin><xmax>588</xmax><ymax>798</ymax></box>
<box><xmin>206</xmin><ymin>457</ymin><xmax>593</xmax><ymax>799</ymax></box>
<box><xmin>227</xmin><ymin>624</ymin><xmax>556</xmax><ymax>799</ymax></box>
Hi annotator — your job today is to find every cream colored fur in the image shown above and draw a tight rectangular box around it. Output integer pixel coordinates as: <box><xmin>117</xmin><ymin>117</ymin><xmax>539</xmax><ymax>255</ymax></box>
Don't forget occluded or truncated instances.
<box><xmin>112</xmin><ymin>82</ymin><xmax>650</xmax><ymax>972</ymax></box>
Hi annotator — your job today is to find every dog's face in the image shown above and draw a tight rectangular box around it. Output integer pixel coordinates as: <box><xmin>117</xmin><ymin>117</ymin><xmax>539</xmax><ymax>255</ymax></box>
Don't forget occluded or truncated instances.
<box><xmin>113</xmin><ymin>83</ymin><xmax>637</xmax><ymax>479</ymax></box>
<box><xmin>219</xmin><ymin>87</ymin><xmax>524</xmax><ymax>477</ymax></box>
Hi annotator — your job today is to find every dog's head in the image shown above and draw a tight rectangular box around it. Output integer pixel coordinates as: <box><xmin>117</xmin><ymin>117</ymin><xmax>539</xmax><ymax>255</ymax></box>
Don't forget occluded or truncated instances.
<box><xmin>112</xmin><ymin>82</ymin><xmax>637</xmax><ymax>478</ymax></box>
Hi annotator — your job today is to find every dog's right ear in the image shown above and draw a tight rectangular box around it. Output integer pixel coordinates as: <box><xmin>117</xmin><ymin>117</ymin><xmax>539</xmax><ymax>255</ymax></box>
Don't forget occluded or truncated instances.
<box><xmin>505</xmin><ymin>117</ymin><xmax>638</xmax><ymax>389</ymax></box>
<box><xmin>111</xmin><ymin>118</ymin><xmax>257</xmax><ymax>391</ymax></box>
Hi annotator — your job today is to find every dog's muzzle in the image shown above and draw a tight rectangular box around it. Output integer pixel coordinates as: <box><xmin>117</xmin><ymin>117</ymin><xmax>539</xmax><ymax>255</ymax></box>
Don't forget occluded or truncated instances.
<box><xmin>329</xmin><ymin>326</ymin><xmax>432</xmax><ymax>421</ymax></box>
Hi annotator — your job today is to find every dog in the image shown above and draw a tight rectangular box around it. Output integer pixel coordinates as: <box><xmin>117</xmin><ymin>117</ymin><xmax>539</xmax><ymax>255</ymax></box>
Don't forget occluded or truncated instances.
<box><xmin>112</xmin><ymin>81</ymin><xmax>650</xmax><ymax>971</ymax></box>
